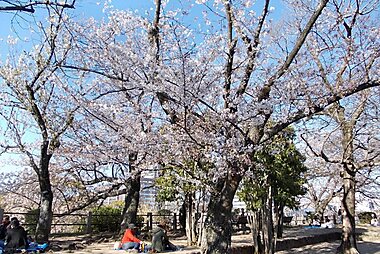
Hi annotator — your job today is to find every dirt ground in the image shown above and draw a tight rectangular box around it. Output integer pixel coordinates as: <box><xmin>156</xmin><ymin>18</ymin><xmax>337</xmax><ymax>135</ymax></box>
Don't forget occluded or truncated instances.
<box><xmin>51</xmin><ymin>226</ymin><xmax>380</xmax><ymax>253</ymax></box>
<box><xmin>53</xmin><ymin>239</ymin><xmax>380</xmax><ymax>254</ymax></box>
<box><xmin>276</xmin><ymin>240</ymin><xmax>380</xmax><ymax>254</ymax></box>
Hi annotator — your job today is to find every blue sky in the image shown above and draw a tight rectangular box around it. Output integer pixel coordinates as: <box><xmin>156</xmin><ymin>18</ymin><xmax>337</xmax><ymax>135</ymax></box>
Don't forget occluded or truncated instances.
<box><xmin>0</xmin><ymin>0</ymin><xmax>285</xmax><ymax>58</ymax></box>
<box><xmin>0</xmin><ymin>1</ymin><xmax>155</xmax><ymax>58</ymax></box>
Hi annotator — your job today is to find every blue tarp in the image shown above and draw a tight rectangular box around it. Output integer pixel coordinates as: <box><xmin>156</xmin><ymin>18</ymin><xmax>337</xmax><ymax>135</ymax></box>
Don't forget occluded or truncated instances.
<box><xmin>0</xmin><ymin>242</ymin><xmax>48</xmax><ymax>253</ymax></box>
<box><xmin>304</xmin><ymin>225</ymin><xmax>321</xmax><ymax>229</ymax></box>
<box><xmin>25</xmin><ymin>242</ymin><xmax>49</xmax><ymax>252</ymax></box>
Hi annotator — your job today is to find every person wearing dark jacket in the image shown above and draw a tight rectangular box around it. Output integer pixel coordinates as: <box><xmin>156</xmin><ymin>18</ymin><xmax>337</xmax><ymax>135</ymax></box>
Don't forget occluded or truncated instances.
<box><xmin>150</xmin><ymin>223</ymin><xmax>178</xmax><ymax>253</ymax></box>
<box><xmin>0</xmin><ymin>215</ymin><xmax>10</xmax><ymax>250</ymax></box>
<box><xmin>4</xmin><ymin>219</ymin><xmax>29</xmax><ymax>253</ymax></box>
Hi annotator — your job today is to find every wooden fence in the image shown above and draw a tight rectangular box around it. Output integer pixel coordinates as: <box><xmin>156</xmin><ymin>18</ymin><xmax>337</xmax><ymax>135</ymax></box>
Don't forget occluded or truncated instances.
<box><xmin>0</xmin><ymin>208</ymin><xmax>180</xmax><ymax>235</ymax></box>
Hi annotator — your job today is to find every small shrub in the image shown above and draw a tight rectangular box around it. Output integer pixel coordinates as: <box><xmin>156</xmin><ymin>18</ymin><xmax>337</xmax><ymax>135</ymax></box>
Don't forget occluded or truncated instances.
<box><xmin>91</xmin><ymin>206</ymin><xmax>122</xmax><ymax>233</ymax></box>
<box><xmin>136</xmin><ymin>215</ymin><xmax>145</xmax><ymax>228</ymax></box>
<box><xmin>156</xmin><ymin>209</ymin><xmax>172</xmax><ymax>226</ymax></box>
<box><xmin>24</xmin><ymin>209</ymin><xmax>39</xmax><ymax>235</ymax></box>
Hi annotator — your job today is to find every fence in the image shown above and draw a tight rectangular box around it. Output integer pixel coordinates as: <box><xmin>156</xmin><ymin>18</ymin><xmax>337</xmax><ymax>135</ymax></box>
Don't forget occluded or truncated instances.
<box><xmin>0</xmin><ymin>208</ymin><xmax>180</xmax><ymax>235</ymax></box>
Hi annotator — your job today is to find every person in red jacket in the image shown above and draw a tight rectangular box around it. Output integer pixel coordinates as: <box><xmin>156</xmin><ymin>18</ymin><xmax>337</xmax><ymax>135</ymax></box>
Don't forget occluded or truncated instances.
<box><xmin>121</xmin><ymin>224</ymin><xmax>142</xmax><ymax>252</ymax></box>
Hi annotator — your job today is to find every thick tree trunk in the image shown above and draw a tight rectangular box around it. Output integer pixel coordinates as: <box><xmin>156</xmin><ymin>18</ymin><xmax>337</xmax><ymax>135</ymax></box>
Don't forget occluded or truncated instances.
<box><xmin>200</xmin><ymin>173</ymin><xmax>241</xmax><ymax>254</ymax></box>
<box><xmin>336</xmin><ymin>116</ymin><xmax>359</xmax><ymax>254</ymax></box>
<box><xmin>337</xmin><ymin>164</ymin><xmax>358</xmax><ymax>254</ymax></box>
<box><xmin>35</xmin><ymin>151</ymin><xmax>53</xmax><ymax>242</ymax></box>
<box><xmin>120</xmin><ymin>173</ymin><xmax>141</xmax><ymax>231</ymax></box>
<box><xmin>120</xmin><ymin>153</ymin><xmax>141</xmax><ymax>232</ymax></box>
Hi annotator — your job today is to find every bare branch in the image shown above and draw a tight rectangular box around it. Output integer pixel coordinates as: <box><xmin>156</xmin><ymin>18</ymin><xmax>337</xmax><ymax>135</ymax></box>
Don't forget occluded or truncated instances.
<box><xmin>258</xmin><ymin>0</ymin><xmax>329</xmax><ymax>101</ymax></box>
<box><xmin>264</xmin><ymin>80</ymin><xmax>380</xmax><ymax>142</ymax></box>
<box><xmin>0</xmin><ymin>0</ymin><xmax>75</xmax><ymax>13</ymax></box>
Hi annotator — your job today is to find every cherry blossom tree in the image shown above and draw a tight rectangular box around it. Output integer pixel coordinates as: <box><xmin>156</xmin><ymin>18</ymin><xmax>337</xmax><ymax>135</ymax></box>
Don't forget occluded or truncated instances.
<box><xmin>0</xmin><ymin>4</ymin><xmax>80</xmax><ymax>241</ymax></box>
<box><xmin>55</xmin><ymin>104</ymin><xmax>154</xmax><ymax>229</ymax></box>
<box><xmin>59</xmin><ymin>0</ymin><xmax>380</xmax><ymax>253</ymax></box>
<box><xmin>300</xmin><ymin>90</ymin><xmax>380</xmax><ymax>253</ymax></box>
<box><xmin>293</xmin><ymin>0</ymin><xmax>380</xmax><ymax>251</ymax></box>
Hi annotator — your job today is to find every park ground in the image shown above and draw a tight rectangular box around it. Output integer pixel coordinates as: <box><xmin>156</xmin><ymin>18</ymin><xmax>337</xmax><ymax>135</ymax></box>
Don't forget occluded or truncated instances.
<box><xmin>51</xmin><ymin>226</ymin><xmax>380</xmax><ymax>253</ymax></box>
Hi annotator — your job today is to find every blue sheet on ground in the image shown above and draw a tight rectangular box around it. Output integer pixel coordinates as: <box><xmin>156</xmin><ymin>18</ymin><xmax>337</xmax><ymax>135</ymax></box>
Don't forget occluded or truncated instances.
<box><xmin>27</xmin><ymin>242</ymin><xmax>49</xmax><ymax>251</ymax></box>
<box><xmin>16</xmin><ymin>242</ymin><xmax>49</xmax><ymax>252</ymax></box>
<box><xmin>305</xmin><ymin>225</ymin><xmax>321</xmax><ymax>229</ymax></box>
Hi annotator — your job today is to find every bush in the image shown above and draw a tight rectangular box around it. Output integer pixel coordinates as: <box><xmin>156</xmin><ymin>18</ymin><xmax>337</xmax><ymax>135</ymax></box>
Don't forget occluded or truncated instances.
<box><xmin>91</xmin><ymin>206</ymin><xmax>122</xmax><ymax>233</ymax></box>
<box><xmin>136</xmin><ymin>215</ymin><xmax>145</xmax><ymax>229</ymax></box>
<box><xmin>24</xmin><ymin>209</ymin><xmax>39</xmax><ymax>235</ymax></box>
<box><xmin>156</xmin><ymin>209</ymin><xmax>172</xmax><ymax>226</ymax></box>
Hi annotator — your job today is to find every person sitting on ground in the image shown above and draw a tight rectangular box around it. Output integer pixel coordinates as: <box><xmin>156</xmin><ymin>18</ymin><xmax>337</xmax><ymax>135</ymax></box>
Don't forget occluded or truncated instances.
<box><xmin>311</xmin><ymin>215</ymin><xmax>321</xmax><ymax>227</ymax></box>
<box><xmin>0</xmin><ymin>215</ymin><xmax>11</xmax><ymax>250</ymax></box>
<box><xmin>120</xmin><ymin>223</ymin><xmax>142</xmax><ymax>252</ymax></box>
<box><xmin>4</xmin><ymin>218</ymin><xmax>29</xmax><ymax>254</ymax></box>
<box><xmin>320</xmin><ymin>218</ymin><xmax>335</xmax><ymax>228</ymax></box>
<box><xmin>150</xmin><ymin>222</ymin><xmax>178</xmax><ymax>253</ymax></box>
<box><xmin>370</xmin><ymin>214</ymin><xmax>379</xmax><ymax>227</ymax></box>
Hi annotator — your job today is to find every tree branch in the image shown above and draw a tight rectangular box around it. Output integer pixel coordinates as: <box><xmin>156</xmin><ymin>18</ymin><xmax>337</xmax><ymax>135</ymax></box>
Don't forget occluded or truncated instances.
<box><xmin>0</xmin><ymin>0</ymin><xmax>76</xmax><ymax>13</ymax></box>
<box><xmin>264</xmin><ymin>80</ymin><xmax>380</xmax><ymax>142</ymax></box>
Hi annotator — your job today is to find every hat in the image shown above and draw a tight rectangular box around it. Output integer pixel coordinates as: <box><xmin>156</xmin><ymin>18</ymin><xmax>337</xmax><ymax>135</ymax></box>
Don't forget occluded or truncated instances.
<box><xmin>128</xmin><ymin>223</ymin><xmax>137</xmax><ymax>229</ymax></box>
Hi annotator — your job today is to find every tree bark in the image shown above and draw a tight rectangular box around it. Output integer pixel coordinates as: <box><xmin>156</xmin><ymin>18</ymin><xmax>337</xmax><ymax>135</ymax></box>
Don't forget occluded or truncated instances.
<box><xmin>337</xmin><ymin>164</ymin><xmax>358</xmax><ymax>254</ymax></box>
<box><xmin>200</xmin><ymin>173</ymin><xmax>241</xmax><ymax>254</ymax></box>
<box><xmin>336</xmin><ymin>109</ymin><xmax>359</xmax><ymax>254</ymax></box>
<box><xmin>185</xmin><ymin>193</ymin><xmax>196</xmax><ymax>245</ymax></box>
<box><xmin>120</xmin><ymin>173</ymin><xmax>141</xmax><ymax>231</ymax></box>
<box><xmin>249</xmin><ymin>210</ymin><xmax>262</xmax><ymax>254</ymax></box>
<box><xmin>120</xmin><ymin>153</ymin><xmax>141</xmax><ymax>232</ymax></box>
<box><xmin>35</xmin><ymin>171</ymin><xmax>53</xmax><ymax>242</ymax></box>
<box><xmin>35</xmin><ymin>142</ymin><xmax>53</xmax><ymax>242</ymax></box>
<box><xmin>262</xmin><ymin>186</ymin><xmax>275</xmax><ymax>254</ymax></box>
<box><xmin>276</xmin><ymin>203</ymin><xmax>284</xmax><ymax>239</ymax></box>
<box><xmin>179</xmin><ymin>201</ymin><xmax>186</xmax><ymax>233</ymax></box>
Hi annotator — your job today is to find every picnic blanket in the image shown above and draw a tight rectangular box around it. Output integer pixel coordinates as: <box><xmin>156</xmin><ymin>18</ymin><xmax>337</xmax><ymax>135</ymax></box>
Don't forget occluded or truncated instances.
<box><xmin>0</xmin><ymin>242</ymin><xmax>50</xmax><ymax>253</ymax></box>
<box><xmin>304</xmin><ymin>225</ymin><xmax>321</xmax><ymax>229</ymax></box>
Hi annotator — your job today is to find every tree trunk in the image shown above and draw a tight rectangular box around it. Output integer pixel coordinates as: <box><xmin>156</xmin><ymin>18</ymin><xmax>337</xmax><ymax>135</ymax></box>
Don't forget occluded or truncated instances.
<box><xmin>276</xmin><ymin>203</ymin><xmax>284</xmax><ymax>239</ymax></box>
<box><xmin>337</xmin><ymin>164</ymin><xmax>358</xmax><ymax>254</ymax></box>
<box><xmin>337</xmin><ymin>115</ymin><xmax>359</xmax><ymax>254</ymax></box>
<box><xmin>120</xmin><ymin>153</ymin><xmax>141</xmax><ymax>232</ymax></box>
<box><xmin>200</xmin><ymin>173</ymin><xmax>241</xmax><ymax>254</ymax></box>
<box><xmin>179</xmin><ymin>201</ymin><xmax>186</xmax><ymax>232</ymax></box>
<box><xmin>249</xmin><ymin>210</ymin><xmax>261</xmax><ymax>254</ymax></box>
<box><xmin>185</xmin><ymin>193</ymin><xmax>196</xmax><ymax>245</ymax></box>
<box><xmin>262</xmin><ymin>186</ymin><xmax>275</xmax><ymax>254</ymax></box>
<box><xmin>120</xmin><ymin>173</ymin><xmax>141</xmax><ymax>230</ymax></box>
<box><xmin>35</xmin><ymin>149</ymin><xmax>53</xmax><ymax>242</ymax></box>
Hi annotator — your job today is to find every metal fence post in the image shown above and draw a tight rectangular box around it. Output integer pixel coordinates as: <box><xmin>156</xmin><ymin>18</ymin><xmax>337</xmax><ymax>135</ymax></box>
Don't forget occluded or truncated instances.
<box><xmin>0</xmin><ymin>208</ymin><xmax>3</xmax><ymax>222</ymax></box>
<box><xmin>147</xmin><ymin>212</ymin><xmax>153</xmax><ymax>230</ymax></box>
<box><xmin>86</xmin><ymin>211</ymin><xmax>93</xmax><ymax>234</ymax></box>
<box><xmin>173</xmin><ymin>213</ymin><xmax>177</xmax><ymax>230</ymax></box>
